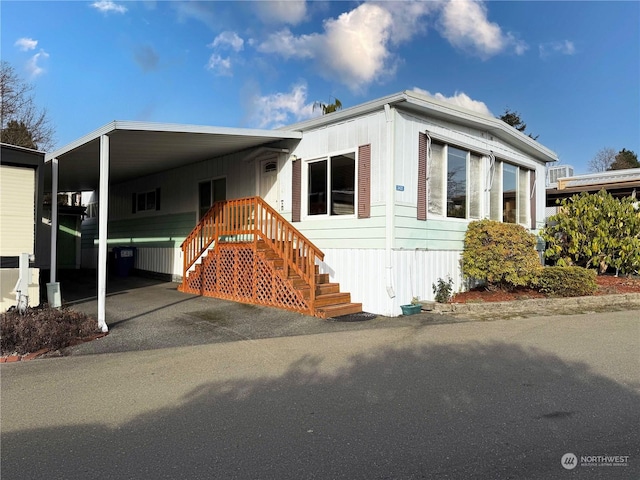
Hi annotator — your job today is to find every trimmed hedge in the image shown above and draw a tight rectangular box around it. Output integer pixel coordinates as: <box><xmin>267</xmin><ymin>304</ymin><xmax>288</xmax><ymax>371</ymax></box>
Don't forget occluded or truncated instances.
<box><xmin>461</xmin><ymin>219</ymin><xmax>542</xmax><ymax>289</ymax></box>
<box><xmin>536</xmin><ymin>266</ymin><xmax>597</xmax><ymax>297</ymax></box>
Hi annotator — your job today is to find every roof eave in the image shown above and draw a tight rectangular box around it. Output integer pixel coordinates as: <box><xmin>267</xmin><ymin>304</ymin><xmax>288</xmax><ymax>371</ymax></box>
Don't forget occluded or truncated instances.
<box><xmin>45</xmin><ymin>120</ymin><xmax>302</xmax><ymax>162</ymax></box>
<box><xmin>281</xmin><ymin>90</ymin><xmax>557</xmax><ymax>164</ymax></box>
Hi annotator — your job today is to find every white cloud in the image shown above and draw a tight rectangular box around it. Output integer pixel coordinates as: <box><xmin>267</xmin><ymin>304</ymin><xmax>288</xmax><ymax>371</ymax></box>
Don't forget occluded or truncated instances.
<box><xmin>173</xmin><ymin>3</ymin><xmax>217</xmax><ymax>30</ymax></box>
<box><xmin>255</xmin><ymin>0</ymin><xmax>307</xmax><ymax>25</ymax></box>
<box><xmin>256</xmin><ymin>1</ymin><xmax>527</xmax><ymax>91</ymax></box>
<box><xmin>15</xmin><ymin>38</ymin><xmax>38</xmax><ymax>51</ymax></box>
<box><xmin>412</xmin><ymin>87</ymin><xmax>493</xmax><ymax>117</ymax></box>
<box><xmin>258</xmin><ymin>28</ymin><xmax>316</xmax><ymax>59</ymax></box>
<box><xmin>438</xmin><ymin>0</ymin><xmax>526</xmax><ymax>58</ymax></box>
<box><xmin>210</xmin><ymin>32</ymin><xmax>244</xmax><ymax>52</ymax></box>
<box><xmin>206</xmin><ymin>54</ymin><xmax>233</xmax><ymax>76</ymax></box>
<box><xmin>259</xmin><ymin>3</ymin><xmax>395</xmax><ymax>92</ymax></box>
<box><xmin>539</xmin><ymin>40</ymin><xmax>576</xmax><ymax>58</ymax></box>
<box><xmin>91</xmin><ymin>0</ymin><xmax>127</xmax><ymax>14</ymax></box>
<box><xmin>248</xmin><ymin>83</ymin><xmax>316</xmax><ymax>128</ymax></box>
<box><xmin>383</xmin><ymin>1</ymin><xmax>438</xmax><ymax>45</ymax></box>
<box><xmin>26</xmin><ymin>50</ymin><xmax>50</xmax><ymax>78</ymax></box>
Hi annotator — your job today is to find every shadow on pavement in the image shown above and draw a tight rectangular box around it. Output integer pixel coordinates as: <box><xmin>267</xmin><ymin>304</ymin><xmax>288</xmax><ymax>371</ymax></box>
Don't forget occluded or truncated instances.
<box><xmin>2</xmin><ymin>341</ymin><xmax>638</xmax><ymax>479</ymax></box>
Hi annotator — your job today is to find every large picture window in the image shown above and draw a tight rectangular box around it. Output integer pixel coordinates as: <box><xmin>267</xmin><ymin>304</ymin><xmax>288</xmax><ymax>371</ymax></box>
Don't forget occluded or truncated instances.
<box><xmin>446</xmin><ymin>147</ymin><xmax>467</xmax><ymax>218</ymax></box>
<box><xmin>428</xmin><ymin>143</ymin><xmax>481</xmax><ymax>220</ymax></box>
<box><xmin>489</xmin><ymin>160</ymin><xmax>531</xmax><ymax>225</ymax></box>
<box><xmin>426</xmin><ymin>139</ymin><xmax>532</xmax><ymax>226</ymax></box>
<box><xmin>308</xmin><ymin>152</ymin><xmax>355</xmax><ymax>216</ymax></box>
<box><xmin>503</xmin><ymin>163</ymin><xmax>517</xmax><ymax>223</ymax></box>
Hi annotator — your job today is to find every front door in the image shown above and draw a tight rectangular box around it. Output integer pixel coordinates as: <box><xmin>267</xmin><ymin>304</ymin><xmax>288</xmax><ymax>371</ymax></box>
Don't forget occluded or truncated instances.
<box><xmin>259</xmin><ymin>157</ymin><xmax>279</xmax><ymax>211</ymax></box>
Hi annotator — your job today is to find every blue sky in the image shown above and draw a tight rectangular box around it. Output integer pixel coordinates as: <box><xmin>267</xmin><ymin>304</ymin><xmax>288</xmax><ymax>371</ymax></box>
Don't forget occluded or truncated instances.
<box><xmin>2</xmin><ymin>0</ymin><xmax>638</xmax><ymax>174</ymax></box>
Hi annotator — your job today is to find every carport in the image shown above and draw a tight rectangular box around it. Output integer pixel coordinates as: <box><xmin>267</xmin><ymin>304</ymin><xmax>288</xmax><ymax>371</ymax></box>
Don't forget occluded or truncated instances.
<box><xmin>44</xmin><ymin>121</ymin><xmax>302</xmax><ymax>332</ymax></box>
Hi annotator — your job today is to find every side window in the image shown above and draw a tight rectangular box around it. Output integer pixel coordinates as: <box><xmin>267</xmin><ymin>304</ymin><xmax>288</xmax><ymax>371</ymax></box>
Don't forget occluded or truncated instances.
<box><xmin>308</xmin><ymin>160</ymin><xmax>327</xmax><ymax>215</ymax></box>
<box><xmin>307</xmin><ymin>152</ymin><xmax>355</xmax><ymax>216</ymax></box>
<box><xmin>489</xmin><ymin>160</ymin><xmax>531</xmax><ymax>225</ymax></box>
<box><xmin>132</xmin><ymin>188</ymin><xmax>160</xmax><ymax>214</ymax></box>
<box><xmin>446</xmin><ymin>147</ymin><xmax>467</xmax><ymax>219</ymax></box>
<box><xmin>428</xmin><ymin>143</ymin><xmax>445</xmax><ymax>216</ymax></box>
<box><xmin>503</xmin><ymin>163</ymin><xmax>518</xmax><ymax>223</ymax></box>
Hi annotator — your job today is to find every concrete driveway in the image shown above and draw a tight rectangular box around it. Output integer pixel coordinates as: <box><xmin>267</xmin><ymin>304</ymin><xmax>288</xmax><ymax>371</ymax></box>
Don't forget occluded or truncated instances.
<box><xmin>57</xmin><ymin>271</ymin><xmax>457</xmax><ymax>356</ymax></box>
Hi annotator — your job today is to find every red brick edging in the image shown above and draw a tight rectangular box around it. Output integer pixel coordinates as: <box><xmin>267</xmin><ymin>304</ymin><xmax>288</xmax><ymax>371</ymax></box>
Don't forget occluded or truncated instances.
<box><xmin>0</xmin><ymin>332</ymin><xmax>108</xmax><ymax>363</ymax></box>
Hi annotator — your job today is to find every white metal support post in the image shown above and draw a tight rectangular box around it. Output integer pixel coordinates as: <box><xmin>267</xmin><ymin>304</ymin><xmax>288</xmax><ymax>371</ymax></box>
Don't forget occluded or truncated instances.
<box><xmin>49</xmin><ymin>158</ymin><xmax>58</xmax><ymax>283</ymax></box>
<box><xmin>97</xmin><ymin>135</ymin><xmax>110</xmax><ymax>332</ymax></box>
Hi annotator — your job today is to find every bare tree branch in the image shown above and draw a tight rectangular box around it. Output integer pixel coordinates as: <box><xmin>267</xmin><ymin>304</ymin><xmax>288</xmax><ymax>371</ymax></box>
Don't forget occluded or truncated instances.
<box><xmin>588</xmin><ymin>147</ymin><xmax>616</xmax><ymax>173</ymax></box>
<box><xmin>0</xmin><ymin>61</ymin><xmax>55</xmax><ymax>150</ymax></box>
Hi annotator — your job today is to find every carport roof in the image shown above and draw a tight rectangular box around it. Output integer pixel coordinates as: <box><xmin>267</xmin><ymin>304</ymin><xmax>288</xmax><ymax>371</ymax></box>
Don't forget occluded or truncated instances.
<box><xmin>44</xmin><ymin>121</ymin><xmax>302</xmax><ymax>192</ymax></box>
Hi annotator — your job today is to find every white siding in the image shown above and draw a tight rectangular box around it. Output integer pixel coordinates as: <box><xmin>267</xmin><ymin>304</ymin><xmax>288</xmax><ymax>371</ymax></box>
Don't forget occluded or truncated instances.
<box><xmin>0</xmin><ymin>166</ymin><xmax>35</xmax><ymax>256</ymax></box>
<box><xmin>291</xmin><ymin>110</ymin><xmax>388</xmax><ymax>204</ymax></box>
<box><xmin>108</xmin><ymin>148</ymin><xmax>261</xmax><ymax>222</ymax></box>
<box><xmin>287</xmin><ymin>111</ymin><xmax>388</xmax><ymax>249</ymax></box>
<box><xmin>135</xmin><ymin>247</ymin><xmax>182</xmax><ymax>279</ymax></box>
<box><xmin>321</xmin><ymin>248</ymin><xmax>463</xmax><ymax>317</ymax></box>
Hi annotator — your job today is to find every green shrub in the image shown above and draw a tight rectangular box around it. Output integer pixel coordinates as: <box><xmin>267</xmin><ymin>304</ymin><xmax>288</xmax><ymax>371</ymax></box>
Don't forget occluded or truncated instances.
<box><xmin>432</xmin><ymin>276</ymin><xmax>454</xmax><ymax>303</ymax></box>
<box><xmin>536</xmin><ymin>266</ymin><xmax>597</xmax><ymax>297</ymax></box>
<box><xmin>1</xmin><ymin>306</ymin><xmax>98</xmax><ymax>355</ymax></box>
<box><xmin>461</xmin><ymin>219</ymin><xmax>542</xmax><ymax>289</ymax></box>
<box><xmin>542</xmin><ymin>190</ymin><xmax>640</xmax><ymax>275</ymax></box>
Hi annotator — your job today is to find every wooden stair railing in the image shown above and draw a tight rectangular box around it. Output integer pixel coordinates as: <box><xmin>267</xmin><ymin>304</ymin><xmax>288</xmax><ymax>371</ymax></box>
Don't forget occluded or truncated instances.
<box><xmin>180</xmin><ymin>196</ymin><xmax>325</xmax><ymax>313</ymax></box>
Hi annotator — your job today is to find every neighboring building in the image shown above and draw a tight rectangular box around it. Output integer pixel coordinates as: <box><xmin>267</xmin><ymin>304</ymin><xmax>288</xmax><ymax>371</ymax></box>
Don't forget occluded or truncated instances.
<box><xmin>0</xmin><ymin>143</ymin><xmax>45</xmax><ymax>311</ymax></box>
<box><xmin>546</xmin><ymin>168</ymin><xmax>640</xmax><ymax>206</ymax></box>
<box><xmin>46</xmin><ymin>90</ymin><xmax>558</xmax><ymax>318</ymax></box>
<box><xmin>546</xmin><ymin>164</ymin><xmax>575</xmax><ymax>187</ymax></box>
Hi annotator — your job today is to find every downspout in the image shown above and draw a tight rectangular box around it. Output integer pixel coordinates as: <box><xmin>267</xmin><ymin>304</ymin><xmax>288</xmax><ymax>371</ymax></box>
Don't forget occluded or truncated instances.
<box><xmin>97</xmin><ymin>135</ymin><xmax>110</xmax><ymax>333</ymax></box>
<box><xmin>384</xmin><ymin>104</ymin><xmax>396</xmax><ymax>307</ymax></box>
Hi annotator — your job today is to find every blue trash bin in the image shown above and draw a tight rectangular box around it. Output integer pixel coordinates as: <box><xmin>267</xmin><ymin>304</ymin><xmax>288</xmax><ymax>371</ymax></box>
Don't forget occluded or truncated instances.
<box><xmin>113</xmin><ymin>247</ymin><xmax>136</xmax><ymax>277</ymax></box>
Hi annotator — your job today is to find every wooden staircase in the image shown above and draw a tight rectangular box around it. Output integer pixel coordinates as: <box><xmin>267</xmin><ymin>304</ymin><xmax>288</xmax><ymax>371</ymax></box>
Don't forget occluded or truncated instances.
<box><xmin>256</xmin><ymin>241</ymin><xmax>362</xmax><ymax>318</ymax></box>
<box><xmin>179</xmin><ymin>197</ymin><xmax>362</xmax><ymax>319</ymax></box>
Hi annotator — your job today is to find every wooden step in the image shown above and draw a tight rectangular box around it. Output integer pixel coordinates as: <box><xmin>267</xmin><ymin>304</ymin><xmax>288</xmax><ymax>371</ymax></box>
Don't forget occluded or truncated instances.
<box><xmin>316</xmin><ymin>282</ymin><xmax>340</xmax><ymax>295</ymax></box>
<box><xmin>316</xmin><ymin>303</ymin><xmax>363</xmax><ymax>318</ymax></box>
<box><xmin>297</xmin><ymin>282</ymin><xmax>342</xmax><ymax>299</ymax></box>
<box><xmin>287</xmin><ymin>272</ymin><xmax>330</xmax><ymax>285</ymax></box>
<box><xmin>314</xmin><ymin>292</ymin><xmax>351</xmax><ymax>307</ymax></box>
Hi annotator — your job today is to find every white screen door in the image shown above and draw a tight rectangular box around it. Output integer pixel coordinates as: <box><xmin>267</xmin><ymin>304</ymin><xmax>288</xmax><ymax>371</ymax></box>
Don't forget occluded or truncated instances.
<box><xmin>259</xmin><ymin>158</ymin><xmax>279</xmax><ymax>210</ymax></box>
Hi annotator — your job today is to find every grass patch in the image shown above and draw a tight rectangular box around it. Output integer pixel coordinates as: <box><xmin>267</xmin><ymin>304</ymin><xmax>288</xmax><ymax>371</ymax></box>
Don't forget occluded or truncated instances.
<box><xmin>1</xmin><ymin>306</ymin><xmax>98</xmax><ymax>355</ymax></box>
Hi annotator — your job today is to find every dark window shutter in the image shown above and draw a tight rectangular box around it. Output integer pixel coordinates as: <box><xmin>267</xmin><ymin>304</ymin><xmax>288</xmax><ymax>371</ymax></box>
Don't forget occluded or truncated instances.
<box><xmin>358</xmin><ymin>144</ymin><xmax>371</xmax><ymax>219</ymax></box>
<box><xmin>132</xmin><ymin>193</ymin><xmax>137</xmax><ymax>214</ymax></box>
<box><xmin>156</xmin><ymin>188</ymin><xmax>161</xmax><ymax>211</ymax></box>
<box><xmin>530</xmin><ymin>171</ymin><xmax>536</xmax><ymax>229</ymax></box>
<box><xmin>292</xmin><ymin>158</ymin><xmax>301</xmax><ymax>222</ymax></box>
<box><xmin>417</xmin><ymin>132</ymin><xmax>427</xmax><ymax>220</ymax></box>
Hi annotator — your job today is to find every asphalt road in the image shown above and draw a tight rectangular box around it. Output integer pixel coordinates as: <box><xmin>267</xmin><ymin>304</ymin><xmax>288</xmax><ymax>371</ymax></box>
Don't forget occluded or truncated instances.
<box><xmin>2</xmin><ymin>311</ymin><xmax>639</xmax><ymax>479</ymax></box>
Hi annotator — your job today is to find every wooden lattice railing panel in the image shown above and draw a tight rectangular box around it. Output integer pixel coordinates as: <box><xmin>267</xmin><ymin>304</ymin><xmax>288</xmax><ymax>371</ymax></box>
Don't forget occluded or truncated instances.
<box><xmin>181</xmin><ymin>196</ymin><xmax>324</xmax><ymax>313</ymax></box>
<box><xmin>181</xmin><ymin>244</ymin><xmax>309</xmax><ymax>313</ymax></box>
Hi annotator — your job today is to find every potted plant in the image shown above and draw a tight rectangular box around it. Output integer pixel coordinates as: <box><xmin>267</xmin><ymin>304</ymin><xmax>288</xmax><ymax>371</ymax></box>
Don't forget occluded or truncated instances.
<box><xmin>400</xmin><ymin>296</ymin><xmax>422</xmax><ymax>316</ymax></box>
